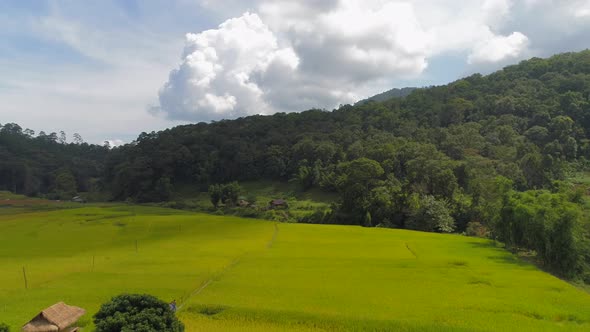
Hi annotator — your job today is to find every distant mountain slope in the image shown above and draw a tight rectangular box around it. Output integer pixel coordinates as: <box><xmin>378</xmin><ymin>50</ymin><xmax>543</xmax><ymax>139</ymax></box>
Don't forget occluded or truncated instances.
<box><xmin>355</xmin><ymin>87</ymin><xmax>417</xmax><ymax>105</ymax></box>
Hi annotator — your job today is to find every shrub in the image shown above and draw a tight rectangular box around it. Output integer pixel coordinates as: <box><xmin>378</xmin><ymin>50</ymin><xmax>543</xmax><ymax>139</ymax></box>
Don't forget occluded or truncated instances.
<box><xmin>208</xmin><ymin>184</ymin><xmax>222</xmax><ymax>208</ymax></box>
<box><xmin>466</xmin><ymin>222</ymin><xmax>489</xmax><ymax>238</ymax></box>
<box><xmin>375</xmin><ymin>218</ymin><xmax>394</xmax><ymax>228</ymax></box>
<box><xmin>298</xmin><ymin>209</ymin><xmax>329</xmax><ymax>224</ymax></box>
<box><xmin>246</xmin><ymin>194</ymin><xmax>257</xmax><ymax>205</ymax></box>
<box><xmin>0</xmin><ymin>323</ymin><xmax>9</xmax><ymax>332</ymax></box>
<box><xmin>221</xmin><ymin>182</ymin><xmax>241</xmax><ymax>206</ymax></box>
<box><xmin>407</xmin><ymin>195</ymin><xmax>456</xmax><ymax>233</ymax></box>
<box><xmin>234</xmin><ymin>207</ymin><xmax>260</xmax><ymax>218</ymax></box>
<box><xmin>261</xmin><ymin>210</ymin><xmax>290</xmax><ymax>222</ymax></box>
<box><xmin>161</xmin><ymin>201</ymin><xmax>194</xmax><ymax>210</ymax></box>
<box><xmin>212</xmin><ymin>209</ymin><xmax>225</xmax><ymax>216</ymax></box>
<box><xmin>94</xmin><ymin>294</ymin><xmax>184</xmax><ymax>332</ymax></box>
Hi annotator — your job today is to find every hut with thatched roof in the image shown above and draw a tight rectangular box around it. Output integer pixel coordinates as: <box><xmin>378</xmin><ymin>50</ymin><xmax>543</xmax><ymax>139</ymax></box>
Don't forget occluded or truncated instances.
<box><xmin>22</xmin><ymin>302</ymin><xmax>85</xmax><ymax>332</ymax></box>
<box><xmin>269</xmin><ymin>199</ymin><xmax>288</xmax><ymax>209</ymax></box>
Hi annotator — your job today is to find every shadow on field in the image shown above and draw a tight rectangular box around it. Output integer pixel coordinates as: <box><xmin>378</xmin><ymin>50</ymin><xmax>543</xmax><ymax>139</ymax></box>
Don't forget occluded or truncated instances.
<box><xmin>183</xmin><ymin>304</ymin><xmax>478</xmax><ymax>332</ymax></box>
<box><xmin>466</xmin><ymin>241</ymin><xmax>534</xmax><ymax>269</ymax></box>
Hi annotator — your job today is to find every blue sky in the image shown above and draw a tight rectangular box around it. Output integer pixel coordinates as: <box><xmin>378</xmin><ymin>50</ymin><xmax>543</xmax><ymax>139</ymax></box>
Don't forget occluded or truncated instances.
<box><xmin>1</xmin><ymin>0</ymin><xmax>589</xmax><ymax>144</ymax></box>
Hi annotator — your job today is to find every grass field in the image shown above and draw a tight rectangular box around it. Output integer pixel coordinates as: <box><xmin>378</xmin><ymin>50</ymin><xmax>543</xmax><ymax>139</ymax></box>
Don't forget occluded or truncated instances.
<box><xmin>0</xmin><ymin>203</ymin><xmax>589</xmax><ymax>331</ymax></box>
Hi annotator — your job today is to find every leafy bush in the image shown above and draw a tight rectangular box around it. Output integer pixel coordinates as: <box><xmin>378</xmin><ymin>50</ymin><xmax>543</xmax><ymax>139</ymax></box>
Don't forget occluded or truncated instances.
<box><xmin>212</xmin><ymin>209</ymin><xmax>225</xmax><ymax>216</ymax></box>
<box><xmin>221</xmin><ymin>182</ymin><xmax>242</xmax><ymax>206</ymax></box>
<box><xmin>406</xmin><ymin>195</ymin><xmax>456</xmax><ymax>233</ymax></box>
<box><xmin>208</xmin><ymin>184</ymin><xmax>222</xmax><ymax>208</ymax></box>
<box><xmin>298</xmin><ymin>209</ymin><xmax>330</xmax><ymax>224</ymax></box>
<box><xmin>260</xmin><ymin>209</ymin><xmax>290</xmax><ymax>222</ymax></box>
<box><xmin>208</xmin><ymin>182</ymin><xmax>243</xmax><ymax>207</ymax></box>
<box><xmin>94</xmin><ymin>294</ymin><xmax>184</xmax><ymax>332</ymax></box>
<box><xmin>0</xmin><ymin>323</ymin><xmax>9</xmax><ymax>332</ymax></box>
<box><xmin>466</xmin><ymin>222</ymin><xmax>489</xmax><ymax>238</ymax></box>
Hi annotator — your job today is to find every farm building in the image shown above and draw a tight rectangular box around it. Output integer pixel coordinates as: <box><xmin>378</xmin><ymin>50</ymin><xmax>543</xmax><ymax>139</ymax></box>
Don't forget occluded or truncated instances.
<box><xmin>22</xmin><ymin>302</ymin><xmax>86</xmax><ymax>332</ymax></box>
<box><xmin>71</xmin><ymin>196</ymin><xmax>86</xmax><ymax>203</ymax></box>
<box><xmin>236</xmin><ymin>196</ymin><xmax>249</xmax><ymax>207</ymax></box>
<box><xmin>269</xmin><ymin>199</ymin><xmax>288</xmax><ymax>209</ymax></box>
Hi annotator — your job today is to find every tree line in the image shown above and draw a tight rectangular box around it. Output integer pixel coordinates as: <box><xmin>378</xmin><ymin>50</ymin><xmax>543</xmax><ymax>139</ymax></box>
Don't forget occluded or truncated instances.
<box><xmin>0</xmin><ymin>124</ymin><xmax>109</xmax><ymax>199</ymax></box>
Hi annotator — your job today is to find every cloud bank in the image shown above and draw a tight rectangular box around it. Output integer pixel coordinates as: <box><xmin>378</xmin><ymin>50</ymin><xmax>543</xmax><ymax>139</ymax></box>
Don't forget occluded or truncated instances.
<box><xmin>153</xmin><ymin>0</ymin><xmax>590</xmax><ymax>122</ymax></box>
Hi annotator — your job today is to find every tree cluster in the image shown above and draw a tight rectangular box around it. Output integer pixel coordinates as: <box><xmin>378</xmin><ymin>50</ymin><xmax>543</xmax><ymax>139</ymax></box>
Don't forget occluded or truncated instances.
<box><xmin>494</xmin><ymin>188</ymin><xmax>586</xmax><ymax>278</ymax></box>
<box><xmin>0</xmin><ymin>124</ymin><xmax>108</xmax><ymax>199</ymax></box>
<box><xmin>93</xmin><ymin>294</ymin><xmax>184</xmax><ymax>332</ymax></box>
<box><xmin>208</xmin><ymin>182</ymin><xmax>242</xmax><ymax>208</ymax></box>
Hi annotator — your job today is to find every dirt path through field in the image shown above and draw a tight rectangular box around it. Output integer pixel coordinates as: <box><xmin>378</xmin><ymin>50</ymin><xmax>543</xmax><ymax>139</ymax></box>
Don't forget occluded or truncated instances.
<box><xmin>405</xmin><ymin>242</ymin><xmax>417</xmax><ymax>258</ymax></box>
<box><xmin>178</xmin><ymin>222</ymin><xmax>280</xmax><ymax>310</ymax></box>
<box><xmin>267</xmin><ymin>223</ymin><xmax>279</xmax><ymax>248</ymax></box>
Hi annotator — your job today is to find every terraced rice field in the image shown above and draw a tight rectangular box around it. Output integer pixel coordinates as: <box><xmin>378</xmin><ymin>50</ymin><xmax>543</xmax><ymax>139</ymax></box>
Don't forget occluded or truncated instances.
<box><xmin>0</xmin><ymin>204</ymin><xmax>588</xmax><ymax>331</ymax></box>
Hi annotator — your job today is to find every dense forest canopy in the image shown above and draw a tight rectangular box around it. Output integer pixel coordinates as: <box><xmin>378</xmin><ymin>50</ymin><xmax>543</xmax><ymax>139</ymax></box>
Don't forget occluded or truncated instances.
<box><xmin>2</xmin><ymin>50</ymin><xmax>590</xmax><ymax>279</ymax></box>
<box><xmin>0</xmin><ymin>126</ymin><xmax>108</xmax><ymax>199</ymax></box>
<box><xmin>103</xmin><ymin>51</ymin><xmax>590</xmax><ymax>201</ymax></box>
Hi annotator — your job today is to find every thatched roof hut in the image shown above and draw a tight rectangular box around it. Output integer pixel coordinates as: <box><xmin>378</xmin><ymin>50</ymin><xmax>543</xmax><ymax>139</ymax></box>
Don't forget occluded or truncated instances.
<box><xmin>22</xmin><ymin>302</ymin><xmax>85</xmax><ymax>332</ymax></box>
<box><xmin>269</xmin><ymin>199</ymin><xmax>288</xmax><ymax>209</ymax></box>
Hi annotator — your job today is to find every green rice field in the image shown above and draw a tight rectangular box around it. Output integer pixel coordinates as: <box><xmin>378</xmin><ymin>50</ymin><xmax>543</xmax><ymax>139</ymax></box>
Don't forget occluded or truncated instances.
<box><xmin>0</xmin><ymin>203</ymin><xmax>589</xmax><ymax>331</ymax></box>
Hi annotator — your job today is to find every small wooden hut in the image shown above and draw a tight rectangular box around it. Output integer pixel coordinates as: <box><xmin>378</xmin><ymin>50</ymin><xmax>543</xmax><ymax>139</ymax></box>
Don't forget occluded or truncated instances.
<box><xmin>22</xmin><ymin>302</ymin><xmax>86</xmax><ymax>332</ymax></box>
<box><xmin>269</xmin><ymin>199</ymin><xmax>288</xmax><ymax>209</ymax></box>
<box><xmin>236</xmin><ymin>195</ymin><xmax>252</xmax><ymax>207</ymax></box>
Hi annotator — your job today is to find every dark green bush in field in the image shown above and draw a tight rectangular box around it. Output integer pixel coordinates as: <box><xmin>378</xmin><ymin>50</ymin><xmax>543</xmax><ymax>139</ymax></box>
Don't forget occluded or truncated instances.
<box><xmin>0</xmin><ymin>323</ymin><xmax>9</xmax><ymax>332</ymax></box>
<box><xmin>94</xmin><ymin>294</ymin><xmax>184</xmax><ymax>332</ymax></box>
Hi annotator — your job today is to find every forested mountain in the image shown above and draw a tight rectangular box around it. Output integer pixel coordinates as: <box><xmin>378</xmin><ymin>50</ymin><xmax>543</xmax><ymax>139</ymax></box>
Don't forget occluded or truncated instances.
<box><xmin>355</xmin><ymin>87</ymin><xmax>417</xmax><ymax>105</ymax></box>
<box><xmin>106</xmin><ymin>51</ymin><xmax>590</xmax><ymax>202</ymax></box>
<box><xmin>2</xmin><ymin>50</ymin><xmax>590</xmax><ymax>279</ymax></box>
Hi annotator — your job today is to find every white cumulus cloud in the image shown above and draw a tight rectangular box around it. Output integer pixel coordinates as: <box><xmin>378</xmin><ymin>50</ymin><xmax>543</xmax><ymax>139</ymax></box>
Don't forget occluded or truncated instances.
<box><xmin>105</xmin><ymin>139</ymin><xmax>125</xmax><ymax>147</ymax></box>
<box><xmin>468</xmin><ymin>31</ymin><xmax>530</xmax><ymax>64</ymax></box>
<box><xmin>155</xmin><ymin>0</ymin><xmax>589</xmax><ymax>122</ymax></box>
<box><xmin>154</xmin><ymin>12</ymin><xmax>283</xmax><ymax>120</ymax></box>
<box><xmin>156</xmin><ymin>1</ymin><xmax>432</xmax><ymax>121</ymax></box>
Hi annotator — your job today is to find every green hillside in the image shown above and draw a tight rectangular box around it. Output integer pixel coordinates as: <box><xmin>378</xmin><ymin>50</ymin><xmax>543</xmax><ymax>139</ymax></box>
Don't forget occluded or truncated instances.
<box><xmin>355</xmin><ymin>87</ymin><xmax>417</xmax><ymax>105</ymax></box>
<box><xmin>1</xmin><ymin>205</ymin><xmax>588</xmax><ymax>331</ymax></box>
